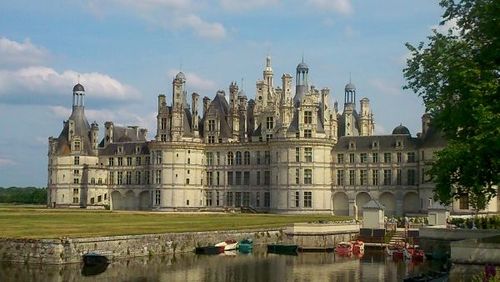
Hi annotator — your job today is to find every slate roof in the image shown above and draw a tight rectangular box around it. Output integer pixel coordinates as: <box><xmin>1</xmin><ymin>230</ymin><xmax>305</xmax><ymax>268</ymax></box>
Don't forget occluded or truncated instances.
<box><xmin>335</xmin><ymin>134</ymin><xmax>419</xmax><ymax>151</ymax></box>
<box><xmin>203</xmin><ymin>92</ymin><xmax>232</xmax><ymax>138</ymax></box>
<box><xmin>364</xmin><ymin>199</ymin><xmax>385</xmax><ymax>210</ymax></box>
<box><xmin>55</xmin><ymin>107</ymin><xmax>94</xmax><ymax>155</ymax></box>
<box><xmin>99</xmin><ymin>141</ymin><xmax>149</xmax><ymax>156</ymax></box>
<box><xmin>420</xmin><ymin>125</ymin><xmax>447</xmax><ymax>148</ymax></box>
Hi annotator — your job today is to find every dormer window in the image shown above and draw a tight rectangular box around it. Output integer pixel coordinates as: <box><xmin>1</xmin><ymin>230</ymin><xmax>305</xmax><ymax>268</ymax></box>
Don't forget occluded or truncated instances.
<box><xmin>372</xmin><ymin>141</ymin><xmax>378</xmax><ymax>149</ymax></box>
<box><xmin>396</xmin><ymin>140</ymin><xmax>403</xmax><ymax>148</ymax></box>
<box><xmin>349</xmin><ymin>141</ymin><xmax>356</xmax><ymax>150</ymax></box>
<box><xmin>117</xmin><ymin>146</ymin><xmax>123</xmax><ymax>154</ymax></box>
<box><xmin>73</xmin><ymin>140</ymin><xmax>81</xmax><ymax>151</ymax></box>
<box><xmin>136</xmin><ymin>146</ymin><xmax>141</xmax><ymax>154</ymax></box>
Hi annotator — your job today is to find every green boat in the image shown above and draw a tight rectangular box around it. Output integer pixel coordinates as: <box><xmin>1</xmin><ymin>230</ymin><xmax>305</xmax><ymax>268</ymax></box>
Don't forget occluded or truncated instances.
<box><xmin>267</xmin><ymin>244</ymin><xmax>298</xmax><ymax>255</ymax></box>
<box><xmin>238</xmin><ymin>239</ymin><xmax>253</xmax><ymax>253</ymax></box>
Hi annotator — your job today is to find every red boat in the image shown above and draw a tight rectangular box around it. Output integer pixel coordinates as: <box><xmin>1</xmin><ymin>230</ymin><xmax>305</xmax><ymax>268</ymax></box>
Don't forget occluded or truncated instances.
<box><xmin>351</xmin><ymin>240</ymin><xmax>365</xmax><ymax>254</ymax></box>
<box><xmin>335</xmin><ymin>242</ymin><xmax>353</xmax><ymax>256</ymax></box>
<box><xmin>407</xmin><ymin>247</ymin><xmax>425</xmax><ymax>262</ymax></box>
<box><xmin>386</xmin><ymin>245</ymin><xmax>410</xmax><ymax>260</ymax></box>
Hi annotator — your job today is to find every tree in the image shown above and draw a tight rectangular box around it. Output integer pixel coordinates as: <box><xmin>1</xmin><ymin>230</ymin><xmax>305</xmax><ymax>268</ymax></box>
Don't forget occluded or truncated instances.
<box><xmin>403</xmin><ymin>0</ymin><xmax>499</xmax><ymax>211</ymax></box>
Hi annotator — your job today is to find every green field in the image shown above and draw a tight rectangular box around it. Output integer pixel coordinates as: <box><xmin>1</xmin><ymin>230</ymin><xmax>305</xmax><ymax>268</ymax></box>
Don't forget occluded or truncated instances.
<box><xmin>0</xmin><ymin>205</ymin><xmax>351</xmax><ymax>239</ymax></box>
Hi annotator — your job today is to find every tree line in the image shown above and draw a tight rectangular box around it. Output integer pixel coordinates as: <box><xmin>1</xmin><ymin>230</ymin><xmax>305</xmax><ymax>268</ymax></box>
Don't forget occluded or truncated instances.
<box><xmin>0</xmin><ymin>187</ymin><xmax>47</xmax><ymax>204</ymax></box>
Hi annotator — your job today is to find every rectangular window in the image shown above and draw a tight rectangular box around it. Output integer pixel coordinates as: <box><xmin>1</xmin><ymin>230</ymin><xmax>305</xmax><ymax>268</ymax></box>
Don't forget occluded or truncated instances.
<box><xmin>145</xmin><ymin>171</ymin><xmax>150</xmax><ymax>184</ymax></box>
<box><xmin>304</xmin><ymin>129</ymin><xmax>312</xmax><ymax>138</ymax></box>
<box><xmin>117</xmin><ymin>157</ymin><xmax>123</xmax><ymax>166</ymax></box>
<box><xmin>384</xmin><ymin>153</ymin><xmax>391</xmax><ymax>163</ymax></box>
<box><xmin>206</xmin><ymin>152</ymin><xmax>213</xmax><ymax>165</ymax></box>
<box><xmin>304</xmin><ymin>147</ymin><xmax>313</xmax><ymax>162</ymax></box>
<box><xmin>242</xmin><ymin>192</ymin><xmax>250</xmax><ymax>206</ymax></box>
<box><xmin>383</xmin><ymin>169</ymin><xmax>392</xmax><ymax>185</ymax></box>
<box><xmin>337</xmin><ymin>170</ymin><xmax>344</xmax><ymax>186</ymax></box>
<box><xmin>136</xmin><ymin>157</ymin><xmax>141</xmax><ymax>166</ymax></box>
<box><xmin>244</xmin><ymin>152</ymin><xmax>250</xmax><ymax>165</ymax></box>
<box><xmin>127</xmin><ymin>157</ymin><xmax>132</xmax><ymax>166</ymax></box>
<box><xmin>304</xmin><ymin>111</ymin><xmax>312</xmax><ymax>124</ymax></box>
<box><xmin>256</xmin><ymin>171</ymin><xmax>261</xmax><ymax>185</ymax></box>
<box><xmin>294</xmin><ymin>191</ymin><xmax>300</xmax><ymax>207</ymax></box>
<box><xmin>227</xmin><ymin>171</ymin><xmax>233</xmax><ymax>185</ymax></box>
<box><xmin>109</xmin><ymin>172</ymin><xmax>115</xmax><ymax>185</ymax></box>
<box><xmin>459</xmin><ymin>194</ymin><xmax>469</xmax><ymax>209</ymax></box>
<box><xmin>235</xmin><ymin>152</ymin><xmax>242</xmax><ymax>165</ymax></box>
<box><xmin>407</xmin><ymin>152</ymin><xmax>416</xmax><ymax>163</ymax></box>
<box><xmin>372</xmin><ymin>170</ymin><xmax>379</xmax><ymax>185</ymax></box>
<box><xmin>235</xmin><ymin>192</ymin><xmax>241</xmax><ymax>207</ymax></box>
<box><xmin>74</xmin><ymin>141</ymin><xmax>81</xmax><ymax>151</ymax></box>
<box><xmin>73</xmin><ymin>197</ymin><xmax>79</xmax><ymax>204</ymax></box>
<box><xmin>208</xmin><ymin>136</ymin><xmax>215</xmax><ymax>143</ymax></box>
<box><xmin>256</xmin><ymin>151</ymin><xmax>261</xmax><ymax>164</ymax></box>
<box><xmin>108</xmin><ymin>157</ymin><xmax>114</xmax><ymax>166</ymax></box>
<box><xmin>396</xmin><ymin>169</ymin><xmax>402</xmax><ymax>185</ymax></box>
<box><xmin>358</xmin><ymin>153</ymin><xmax>366</xmax><ymax>164</ymax></box>
<box><xmin>73</xmin><ymin>169</ymin><xmax>80</xmax><ymax>175</ymax></box>
<box><xmin>397</xmin><ymin>152</ymin><xmax>402</xmax><ymax>163</ymax></box>
<box><xmin>372</xmin><ymin>153</ymin><xmax>378</xmax><ymax>163</ymax></box>
<box><xmin>145</xmin><ymin>156</ymin><xmax>150</xmax><ymax>164</ymax></box>
<box><xmin>74</xmin><ymin>156</ymin><xmax>79</xmax><ymax>165</ymax></box>
<box><xmin>155</xmin><ymin>190</ymin><xmax>161</xmax><ymax>206</ymax></box>
<box><xmin>155</xmin><ymin>151</ymin><xmax>162</xmax><ymax>164</ymax></box>
<box><xmin>161</xmin><ymin>118</ymin><xmax>167</xmax><ymax>130</ymax></box>
<box><xmin>296</xmin><ymin>147</ymin><xmax>300</xmax><ymax>162</ymax></box>
<box><xmin>73</xmin><ymin>188</ymin><xmax>79</xmax><ymax>194</ymax></box>
<box><xmin>135</xmin><ymin>171</ymin><xmax>141</xmax><ymax>185</ymax></box>
<box><xmin>208</xmin><ymin>120</ymin><xmax>216</xmax><ymax>131</ymax></box>
<box><xmin>264</xmin><ymin>192</ymin><xmax>270</xmax><ymax>207</ymax></box>
<box><xmin>265</xmin><ymin>151</ymin><xmax>271</xmax><ymax>164</ymax></box>
<box><xmin>244</xmin><ymin>171</ymin><xmax>250</xmax><ymax>185</ymax></box>
<box><xmin>266</xmin><ymin>116</ymin><xmax>274</xmax><ymax>129</ymax></box>
<box><xmin>304</xmin><ymin>191</ymin><xmax>312</xmax><ymax>208</ymax></box>
<box><xmin>206</xmin><ymin>191</ymin><xmax>213</xmax><ymax>206</ymax></box>
<box><xmin>407</xmin><ymin>169</ymin><xmax>416</xmax><ymax>185</ymax></box>
<box><xmin>155</xmin><ymin>170</ymin><xmax>161</xmax><ymax>184</ymax></box>
<box><xmin>216</xmin><ymin>191</ymin><xmax>220</xmax><ymax>206</ymax></box>
<box><xmin>295</xmin><ymin>168</ymin><xmax>300</xmax><ymax>185</ymax></box>
<box><xmin>264</xmin><ymin>171</ymin><xmax>271</xmax><ymax>185</ymax></box>
<box><xmin>126</xmin><ymin>171</ymin><xmax>132</xmax><ymax>184</ymax></box>
<box><xmin>304</xmin><ymin>169</ymin><xmax>312</xmax><ymax>185</ymax></box>
<box><xmin>349</xmin><ymin>170</ymin><xmax>355</xmax><ymax>185</ymax></box>
<box><xmin>235</xmin><ymin>171</ymin><xmax>242</xmax><ymax>185</ymax></box>
<box><xmin>256</xmin><ymin>192</ymin><xmax>260</xmax><ymax>207</ymax></box>
<box><xmin>349</xmin><ymin>153</ymin><xmax>355</xmax><ymax>163</ymax></box>
<box><xmin>117</xmin><ymin>171</ymin><xmax>123</xmax><ymax>185</ymax></box>
<box><xmin>227</xmin><ymin>192</ymin><xmax>233</xmax><ymax>206</ymax></box>
<box><xmin>98</xmin><ymin>195</ymin><xmax>102</xmax><ymax>202</ymax></box>
<box><xmin>161</xmin><ymin>134</ymin><xmax>167</xmax><ymax>142</ymax></box>
<box><xmin>337</xmin><ymin>154</ymin><xmax>344</xmax><ymax>164</ymax></box>
<box><xmin>360</xmin><ymin>170</ymin><xmax>368</xmax><ymax>185</ymax></box>
<box><xmin>207</xmin><ymin>171</ymin><xmax>213</xmax><ymax>186</ymax></box>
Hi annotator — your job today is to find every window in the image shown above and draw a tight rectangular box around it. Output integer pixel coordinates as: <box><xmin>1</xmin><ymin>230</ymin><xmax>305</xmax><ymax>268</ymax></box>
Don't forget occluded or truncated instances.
<box><xmin>155</xmin><ymin>190</ymin><xmax>161</xmax><ymax>206</ymax></box>
<box><xmin>127</xmin><ymin>157</ymin><xmax>133</xmax><ymax>166</ymax></box>
<box><xmin>337</xmin><ymin>170</ymin><xmax>344</xmax><ymax>186</ymax></box>
<box><xmin>109</xmin><ymin>172</ymin><xmax>115</xmax><ymax>184</ymax></box>
<box><xmin>117</xmin><ymin>171</ymin><xmax>123</xmax><ymax>185</ymax></box>
<box><xmin>208</xmin><ymin>120</ymin><xmax>216</xmax><ymax>131</ymax></box>
<box><xmin>74</xmin><ymin>140</ymin><xmax>81</xmax><ymax>151</ymax></box>
<box><xmin>264</xmin><ymin>192</ymin><xmax>270</xmax><ymax>207</ymax></box>
<box><xmin>294</xmin><ymin>191</ymin><xmax>300</xmax><ymax>207</ymax></box>
<box><xmin>384</xmin><ymin>153</ymin><xmax>391</xmax><ymax>163</ymax></box>
<box><xmin>227</xmin><ymin>171</ymin><xmax>233</xmax><ymax>185</ymax></box>
<box><xmin>459</xmin><ymin>194</ymin><xmax>469</xmax><ymax>209</ymax></box>
<box><xmin>256</xmin><ymin>192</ymin><xmax>260</xmax><ymax>207</ymax></box>
<box><xmin>265</xmin><ymin>151</ymin><xmax>271</xmax><ymax>164</ymax></box>
<box><xmin>349</xmin><ymin>170</ymin><xmax>355</xmax><ymax>185</ymax></box>
<box><xmin>135</xmin><ymin>171</ymin><xmax>141</xmax><ymax>185</ymax></box>
<box><xmin>73</xmin><ymin>169</ymin><xmax>80</xmax><ymax>175</ymax></box>
<box><xmin>117</xmin><ymin>157</ymin><xmax>123</xmax><ymax>166</ymax></box>
<box><xmin>383</xmin><ymin>169</ymin><xmax>392</xmax><ymax>185</ymax></box>
<box><xmin>397</xmin><ymin>152</ymin><xmax>402</xmax><ymax>163</ymax></box>
<box><xmin>74</xmin><ymin>156</ymin><xmax>80</xmax><ymax>165</ymax></box>
<box><xmin>145</xmin><ymin>171</ymin><xmax>150</xmax><ymax>184</ymax></box>
<box><xmin>304</xmin><ymin>148</ymin><xmax>313</xmax><ymax>162</ymax></box>
<box><xmin>236</xmin><ymin>151</ymin><xmax>242</xmax><ymax>165</ymax></box>
<box><xmin>360</xmin><ymin>170</ymin><xmax>368</xmax><ymax>185</ymax></box>
<box><xmin>155</xmin><ymin>170</ymin><xmax>161</xmax><ymax>184</ymax></box>
<box><xmin>295</xmin><ymin>169</ymin><xmax>300</xmax><ymax>184</ymax></box>
<box><xmin>304</xmin><ymin>129</ymin><xmax>312</xmax><ymax>138</ymax></box>
<box><xmin>304</xmin><ymin>192</ymin><xmax>312</xmax><ymax>208</ymax></box>
<box><xmin>227</xmin><ymin>192</ymin><xmax>233</xmax><ymax>206</ymax></box>
<box><xmin>304</xmin><ymin>111</ymin><xmax>312</xmax><ymax>124</ymax></box>
<box><xmin>216</xmin><ymin>191</ymin><xmax>220</xmax><ymax>206</ymax></box>
<box><xmin>207</xmin><ymin>171</ymin><xmax>213</xmax><ymax>186</ymax></box>
<box><xmin>396</xmin><ymin>169</ymin><xmax>402</xmax><ymax>185</ymax></box>
<box><xmin>98</xmin><ymin>195</ymin><xmax>102</xmax><ymax>202</ymax></box>
<box><xmin>161</xmin><ymin>134</ymin><xmax>167</xmax><ymax>142</ymax></box>
<box><xmin>304</xmin><ymin>169</ymin><xmax>312</xmax><ymax>184</ymax></box>
<box><xmin>349</xmin><ymin>153</ymin><xmax>355</xmax><ymax>163</ymax></box>
<box><xmin>360</xmin><ymin>153</ymin><xmax>367</xmax><ymax>163</ymax></box>
<box><xmin>73</xmin><ymin>197</ymin><xmax>79</xmax><ymax>204</ymax></box>
<box><xmin>266</xmin><ymin>134</ymin><xmax>273</xmax><ymax>141</ymax></box>
<box><xmin>233</xmin><ymin>192</ymin><xmax>241</xmax><ymax>207</ymax></box>
<box><xmin>256</xmin><ymin>151</ymin><xmax>261</xmax><ymax>164</ymax></box>
<box><xmin>155</xmin><ymin>151</ymin><xmax>162</xmax><ymax>164</ymax></box>
<box><xmin>256</xmin><ymin>171</ymin><xmax>261</xmax><ymax>185</ymax></box>
<box><xmin>73</xmin><ymin>188</ymin><xmax>79</xmax><ymax>194</ymax></box>
<box><xmin>407</xmin><ymin>152</ymin><xmax>416</xmax><ymax>163</ymax></box>
<box><xmin>145</xmin><ymin>156</ymin><xmax>150</xmax><ymax>164</ymax></box>
<box><xmin>372</xmin><ymin>153</ymin><xmax>378</xmax><ymax>163</ymax></box>
<box><xmin>90</xmin><ymin>197</ymin><xmax>95</xmax><ymax>204</ymax></box>
<box><xmin>161</xmin><ymin>118</ymin><xmax>167</xmax><ymax>130</ymax></box>
<box><xmin>126</xmin><ymin>171</ymin><xmax>132</xmax><ymax>184</ymax></box>
<box><xmin>264</xmin><ymin>171</ymin><xmax>271</xmax><ymax>185</ymax></box>
<box><xmin>407</xmin><ymin>169</ymin><xmax>416</xmax><ymax>185</ymax></box>
<box><xmin>206</xmin><ymin>191</ymin><xmax>213</xmax><ymax>206</ymax></box>
<box><xmin>98</xmin><ymin>178</ymin><xmax>102</xmax><ymax>185</ymax></box>
<box><xmin>372</xmin><ymin>170</ymin><xmax>379</xmax><ymax>185</ymax></box>
<box><xmin>108</xmin><ymin>157</ymin><xmax>114</xmax><ymax>166</ymax></box>
<box><xmin>136</xmin><ymin>157</ymin><xmax>141</xmax><ymax>166</ymax></box>
<box><xmin>244</xmin><ymin>171</ymin><xmax>250</xmax><ymax>185</ymax></box>
<box><xmin>337</xmin><ymin>154</ymin><xmax>344</xmax><ymax>164</ymax></box>
<box><xmin>227</xmin><ymin>152</ymin><xmax>234</xmax><ymax>165</ymax></box>
<box><xmin>266</xmin><ymin>116</ymin><xmax>274</xmax><ymax>129</ymax></box>
<box><xmin>208</xmin><ymin>136</ymin><xmax>215</xmax><ymax>143</ymax></box>
<box><xmin>242</xmin><ymin>192</ymin><xmax>250</xmax><ymax>206</ymax></box>
<box><xmin>216</xmin><ymin>152</ymin><xmax>221</xmax><ymax>165</ymax></box>
<box><xmin>206</xmin><ymin>152</ymin><xmax>214</xmax><ymax>165</ymax></box>
<box><xmin>244</xmin><ymin>151</ymin><xmax>250</xmax><ymax>165</ymax></box>
<box><xmin>235</xmin><ymin>171</ymin><xmax>242</xmax><ymax>185</ymax></box>
<box><xmin>296</xmin><ymin>148</ymin><xmax>300</xmax><ymax>162</ymax></box>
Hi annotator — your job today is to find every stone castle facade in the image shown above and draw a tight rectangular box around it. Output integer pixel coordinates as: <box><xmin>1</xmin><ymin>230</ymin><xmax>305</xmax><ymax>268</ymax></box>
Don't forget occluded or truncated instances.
<box><xmin>47</xmin><ymin>57</ymin><xmax>497</xmax><ymax>216</ymax></box>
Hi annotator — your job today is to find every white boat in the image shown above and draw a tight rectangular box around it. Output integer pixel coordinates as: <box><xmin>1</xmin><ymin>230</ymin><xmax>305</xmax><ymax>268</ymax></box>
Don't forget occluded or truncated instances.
<box><xmin>215</xmin><ymin>239</ymin><xmax>238</xmax><ymax>251</ymax></box>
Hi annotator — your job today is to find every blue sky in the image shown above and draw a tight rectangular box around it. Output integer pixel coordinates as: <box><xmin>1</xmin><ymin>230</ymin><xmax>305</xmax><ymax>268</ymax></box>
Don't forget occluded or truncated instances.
<box><xmin>0</xmin><ymin>0</ymin><xmax>449</xmax><ymax>187</ymax></box>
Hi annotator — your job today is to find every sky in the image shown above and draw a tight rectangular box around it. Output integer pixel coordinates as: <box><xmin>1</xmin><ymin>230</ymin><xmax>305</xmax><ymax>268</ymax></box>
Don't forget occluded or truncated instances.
<box><xmin>0</xmin><ymin>0</ymin><xmax>451</xmax><ymax>187</ymax></box>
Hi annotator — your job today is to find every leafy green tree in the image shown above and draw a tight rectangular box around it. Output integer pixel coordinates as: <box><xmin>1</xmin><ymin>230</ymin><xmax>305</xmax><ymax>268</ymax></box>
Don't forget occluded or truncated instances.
<box><xmin>403</xmin><ymin>0</ymin><xmax>499</xmax><ymax>211</ymax></box>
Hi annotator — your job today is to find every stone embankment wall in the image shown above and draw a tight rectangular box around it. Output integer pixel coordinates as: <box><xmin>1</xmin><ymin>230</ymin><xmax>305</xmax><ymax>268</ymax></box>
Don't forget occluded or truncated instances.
<box><xmin>0</xmin><ymin>229</ymin><xmax>282</xmax><ymax>264</ymax></box>
<box><xmin>284</xmin><ymin>223</ymin><xmax>360</xmax><ymax>248</ymax></box>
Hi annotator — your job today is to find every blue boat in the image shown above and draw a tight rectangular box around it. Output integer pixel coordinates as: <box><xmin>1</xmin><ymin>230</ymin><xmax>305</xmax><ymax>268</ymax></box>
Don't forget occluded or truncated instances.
<box><xmin>238</xmin><ymin>239</ymin><xmax>253</xmax><ymax>253</ymax></box>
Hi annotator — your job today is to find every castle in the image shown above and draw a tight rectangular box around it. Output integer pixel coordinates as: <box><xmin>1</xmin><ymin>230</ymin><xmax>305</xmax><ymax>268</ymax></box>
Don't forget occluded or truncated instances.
<box><xmin>47</xmin><ymin>57</ymin><xmax>496</xmax><ymax>216</ymax></box>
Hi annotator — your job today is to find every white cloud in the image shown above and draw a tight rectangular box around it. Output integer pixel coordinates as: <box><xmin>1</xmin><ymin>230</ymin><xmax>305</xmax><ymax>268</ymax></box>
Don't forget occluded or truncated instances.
<box><xmin>219</xmin><ymin>0</ymin><xmax>280</xmax><ymax>11</ymax></box>
<box><xmin>431</xmin><ymin>17</ymin><xmax>459</xmax><ymax>35</ymax></box>
<box><xmin>307</xmin><ymin>0</ymin><xmax>353</xmax><ymax>15</ymax></box>
<box><xmin>369</xmin><ymin>78</ymin><xmax>402</xmax><ymax>96</ymax></box>
<box><xmin>0</xmin><ymin>66</ymin><xmax>140</xmax><ymax>104</ymax></box>
<box><xmin>0</xmin><ymin>157</ymin><xmax>16</xmax><ymax>166</ymax></box>
<box><xmin>174</xmin><ymin>14</ymin><xmax>226</xmax><ymax>40</ymax></box>
<box><xmin>0</xmin><ymin>37</ymin><xmax>48</xmax><ymax>67</ymax></box>
<box><xmin>168</xmin><ymin>69</ymin><xmax>217</xmax><ymax>93</ymax></box>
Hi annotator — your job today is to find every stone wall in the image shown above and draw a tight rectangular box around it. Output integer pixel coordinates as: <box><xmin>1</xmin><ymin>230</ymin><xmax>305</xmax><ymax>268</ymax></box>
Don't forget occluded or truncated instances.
<box><xmin>284</xmin><ymin>223</ymin><xmax>360</xmax><ymax>249</ymax></box>
<box><xmin>0</xmin><ymin>229</ymin><xmax>282</xmax><ymax>264</ymax></box>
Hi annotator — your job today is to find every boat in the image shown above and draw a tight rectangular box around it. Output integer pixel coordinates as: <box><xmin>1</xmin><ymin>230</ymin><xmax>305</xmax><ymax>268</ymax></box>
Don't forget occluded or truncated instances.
<box><xmin>82</xmin><ymin>252</ymin><xmax>109</xmax><ymax>267</ymax></box>
<box><xmin>385</xmin><ymin>245</ymin><xmax>411</xmax><ymax>260</ymax></box>
<box><xmin>407</xmin><ymin>247</ymin><xmax>425</xmax><ymax>262</ymax></box>
<box><xmin>335</xmin><ymin>242</ymin><xmax>353</xmax><ymax>256</ymax></box>
<box><xmin>195</xmin><ymin>245</ymin><xmax>225</xmax><ymax>255</ymax></box>
<box><xmin>267</xmin><ymin>244</ymin><xmax>299</xmax><ymax>255</ymax></box>
<box><xmin>237</xmin><ymin>239</ymin><xmax>253</xmax><ymax>253</ymax></box>
<box><xmin>215</xmin><ymin>239</ymin><xmax>238</xmax><ymax>251</ymax></box>
<box><xmin>351</xmin><ymin>240</ymin><xmax>365</xmax><ymax>254</ymax></box>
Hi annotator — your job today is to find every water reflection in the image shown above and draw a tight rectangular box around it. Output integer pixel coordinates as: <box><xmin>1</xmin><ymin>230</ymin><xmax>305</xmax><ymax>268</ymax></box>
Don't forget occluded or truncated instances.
<box><xmin>0</xmin><ymin>247</ymin><xmax>485</xmax><ymax>282</ymax></box>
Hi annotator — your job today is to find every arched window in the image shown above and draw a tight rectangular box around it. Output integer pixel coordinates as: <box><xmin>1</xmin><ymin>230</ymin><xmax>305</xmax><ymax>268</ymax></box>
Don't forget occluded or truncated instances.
<box><xmin>244</xmin><ymin>151</ymin><xmax>250</xmax><ymax>165</ymax></box>
<box><xmin>227</xmin><ymin>152</ymin><xmax>234</xmax><ymax>165</ymax></box>
<box><xmin>236</xmin><ymin>151</ymin><xmax>242</xmax><ymax>165</ymax></box>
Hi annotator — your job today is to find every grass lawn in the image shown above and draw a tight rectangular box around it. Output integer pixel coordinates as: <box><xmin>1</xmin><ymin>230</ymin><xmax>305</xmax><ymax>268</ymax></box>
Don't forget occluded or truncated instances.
<box><xmin>0</xmin><ymin>204</ymin><xmax>351</xmax><ymax>239</ymax></box>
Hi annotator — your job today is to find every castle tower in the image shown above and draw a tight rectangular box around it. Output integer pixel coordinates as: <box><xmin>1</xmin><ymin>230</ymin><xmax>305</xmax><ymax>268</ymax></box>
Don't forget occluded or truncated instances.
<box><xmin>263</xmin><ymin>56</ymin><xmax>274</xmax><ymax>91</ymax></box>
<box><xmin>343</xmin><ymin>82</ymin><xmax>357</xmax><ymax>136</ymax></box>
<box><xmin>172</xmin><ymin>72</ymin><xmax>186</xmax><ymax>138</ymax></box>
<box><xmin>192</xmin><ymin>92</ymin><xmax>200</xmax><ymax>137</ymax></box>
<box><xmin>104</xmin><ymin>121</ymin><xmax>114</xmax><ymax>146</ymax></box>
<box><xmin>229</xmin><ymin>82</ymin><xmax>240</xmax><ymax>138</ymax></box>
<box><xmin>156</xmin><ymin>94</ymin><xmax>170</xmax><ymax>141</ymax></box>
<box><xmin>359</xmin><ymin>98</ymin><xmax>374</xmax><ymax>136</ymax></box>
<box><xmin>90</xmin><ymin>121</ymin><xmax>99</xmax><ymax>153</ymax></box>
<box><xmin>294</xmin><ymin>58</ymin><xmax>309</xmax><ymax>105</ymax></box>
